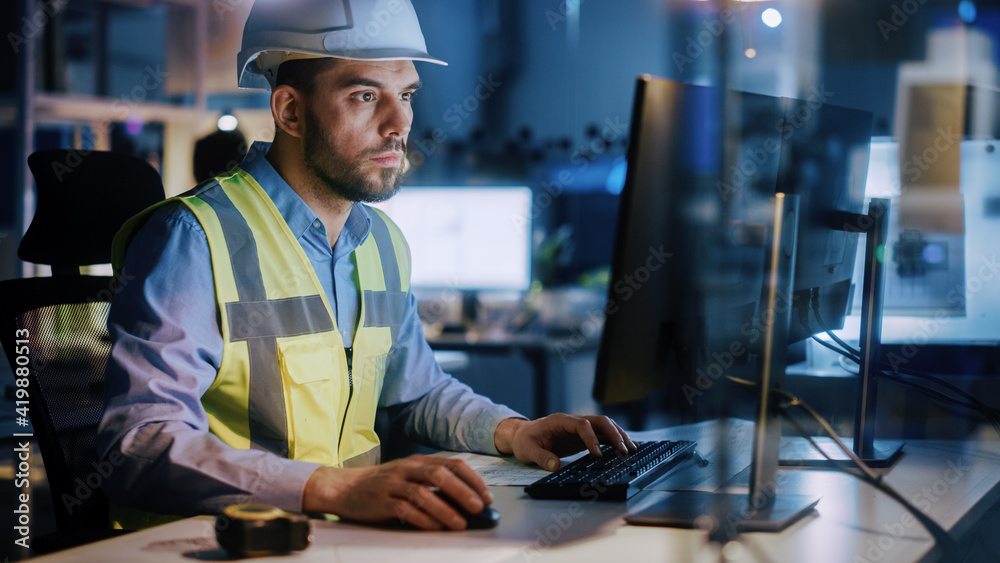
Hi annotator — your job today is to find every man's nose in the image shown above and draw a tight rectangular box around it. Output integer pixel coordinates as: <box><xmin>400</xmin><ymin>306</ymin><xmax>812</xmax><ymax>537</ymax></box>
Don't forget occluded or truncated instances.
<box><xmin>379</xmin><ymin>98</ymin><xmax>412</xmax><ymax>139</ymax></box>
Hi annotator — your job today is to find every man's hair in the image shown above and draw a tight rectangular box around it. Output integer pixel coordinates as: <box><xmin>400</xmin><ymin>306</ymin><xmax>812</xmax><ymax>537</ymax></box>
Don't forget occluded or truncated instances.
<box><xmin>274</xmin><ymin>57</ymin><xmax>339</xmax><ymax>95</ymax></box>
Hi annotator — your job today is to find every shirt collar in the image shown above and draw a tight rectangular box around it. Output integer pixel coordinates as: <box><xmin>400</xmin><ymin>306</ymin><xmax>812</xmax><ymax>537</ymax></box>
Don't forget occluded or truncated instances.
<box><xmin>239</xmin><ymin>141</ymin><xmax>373</xmax><ymax>249</ymax></box>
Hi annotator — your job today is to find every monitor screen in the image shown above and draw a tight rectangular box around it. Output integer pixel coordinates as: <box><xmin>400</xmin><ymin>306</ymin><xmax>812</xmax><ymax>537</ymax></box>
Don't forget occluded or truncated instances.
<box><xmin>371</xmin><ymin>186</ymin><xmax>533</xmax><ymax>291</ymax></box>
<box><xmin>593</xmin><ymin>76</ymin><xmax>874</xmax><ymax>405</ymax></box>
<box><xmin>593</xmin><ymin>77</ymin><xmax>780</xmax><ymax>406</ymax></box>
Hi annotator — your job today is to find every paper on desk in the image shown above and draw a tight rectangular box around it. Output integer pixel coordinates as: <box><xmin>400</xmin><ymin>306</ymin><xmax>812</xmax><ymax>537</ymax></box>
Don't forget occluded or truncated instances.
<box><xmin>447</xmin><ymin>418</ymin><xmax>753</xmax><ymax>490</ymax></box>
<box><xmin>445</xmin><ymin>452</ymin><xmax>557</xmax><ymax>486</ymax></box>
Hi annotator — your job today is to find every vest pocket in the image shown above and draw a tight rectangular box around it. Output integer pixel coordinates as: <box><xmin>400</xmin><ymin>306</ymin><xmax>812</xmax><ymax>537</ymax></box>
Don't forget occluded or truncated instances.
<box><xmin>277</xmin><ymin>337</ymin><xmax>339</xmax><ymax>464</ymax></box>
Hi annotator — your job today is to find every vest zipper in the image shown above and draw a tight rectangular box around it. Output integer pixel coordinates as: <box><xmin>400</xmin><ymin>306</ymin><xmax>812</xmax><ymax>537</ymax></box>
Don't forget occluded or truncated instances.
<box><xmin>337</xmin><ymin>347</ymin><xmax>354</xmax><ymax>456</ymax></box>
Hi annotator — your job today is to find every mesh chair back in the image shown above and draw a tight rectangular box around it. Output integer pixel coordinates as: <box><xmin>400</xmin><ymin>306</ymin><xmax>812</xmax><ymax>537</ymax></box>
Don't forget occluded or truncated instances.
<box><xmin>1</xmin><ymin>276</ymin><xmax>117</xmax><ymax>531</ymax></box>
<box><xmin>0</xmin><ymin>149</ymin><xmax>164</xmax><ymax>545</ymax></box>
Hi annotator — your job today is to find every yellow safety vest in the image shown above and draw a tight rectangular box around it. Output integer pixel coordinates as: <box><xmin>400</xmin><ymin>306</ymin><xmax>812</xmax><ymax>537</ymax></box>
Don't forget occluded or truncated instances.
<box><xmin>109</xmin><ymin>167</ymin><xmax>410</xmax><ymax>529</ymax></box>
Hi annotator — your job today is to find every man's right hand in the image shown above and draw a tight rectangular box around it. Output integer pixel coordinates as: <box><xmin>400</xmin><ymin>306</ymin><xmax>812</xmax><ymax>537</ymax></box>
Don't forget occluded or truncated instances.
<box><xmin>302</xmin><ymin>455</ymin><xmax>493</xmax><ymax>531</ymax></box>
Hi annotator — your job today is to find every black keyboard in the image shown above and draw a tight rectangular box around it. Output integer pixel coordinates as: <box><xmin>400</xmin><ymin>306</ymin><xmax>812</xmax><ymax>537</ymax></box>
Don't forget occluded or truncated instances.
<box><xmin>524</xmin><ymin>440</ymin><xmax>698</xmax><ymax>501</ymax></box>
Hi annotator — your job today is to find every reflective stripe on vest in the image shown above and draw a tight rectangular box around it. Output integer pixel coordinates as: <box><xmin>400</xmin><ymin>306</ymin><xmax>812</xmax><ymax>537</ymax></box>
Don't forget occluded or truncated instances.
<box><xmin>112</xmin><ymin>168</ymin><xmax>410</xmax><ymax>466</ymax></box>
<box><xmin>109</xmin><ymin>170</ymin><xmax>410</xmax><ymax>530</ymax></box>
<box><xmin>364</xmin><ymin>214</ymin><xmax>407</xmax><ymax>342</ymax></box>
<box><xmin>196</xmin><ymin>185</ymin><xmax>337</xmax><ymax>457</ymax></box>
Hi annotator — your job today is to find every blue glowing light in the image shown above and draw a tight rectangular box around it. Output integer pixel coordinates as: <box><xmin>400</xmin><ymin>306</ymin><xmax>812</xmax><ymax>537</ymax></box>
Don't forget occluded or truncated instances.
<box><xmin>959</xmin><ymin>1</ymin><xmax>977</xmax><ymax>23</ymax></box>
<box><xmin>923</xmin><ymin>244</ymin><xmax>945</xmax><ymax>265</ymax></box>
<box><xmin>606</xmin><ymin>156</ymin><xmax>627</xmax><ymax>195</ymax></box>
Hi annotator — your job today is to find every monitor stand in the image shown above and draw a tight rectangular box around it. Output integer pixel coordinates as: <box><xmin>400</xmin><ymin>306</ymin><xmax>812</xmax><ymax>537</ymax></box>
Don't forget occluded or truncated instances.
<box><xmin>627</xmin><ymin>194</ymin><xmax>819</xmax><ymax>533</ymax></box>
<box><xmin>779</xmin><ymin>198</ymin><xmax>905</xmax><ymax>469</ymax></box>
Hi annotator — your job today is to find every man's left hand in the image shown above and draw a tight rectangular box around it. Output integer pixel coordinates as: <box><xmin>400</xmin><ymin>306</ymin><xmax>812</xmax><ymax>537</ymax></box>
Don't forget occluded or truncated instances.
<box><xmin>494</xmin><ymin>414</ymin><xmax>637</xmax><ymax>471</ymax></box>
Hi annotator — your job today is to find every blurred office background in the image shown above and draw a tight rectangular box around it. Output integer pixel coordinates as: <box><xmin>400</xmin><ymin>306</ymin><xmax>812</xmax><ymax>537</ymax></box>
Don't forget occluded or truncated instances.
<box><xmin>4</xmin><ymin>0</ymin><xmax>1000</xmax><ymax>428</ymax></box>
<box><xmin>2</xmin><ymin>0</ymin><xmax>1000</xmax><ymax>555</ymax></box>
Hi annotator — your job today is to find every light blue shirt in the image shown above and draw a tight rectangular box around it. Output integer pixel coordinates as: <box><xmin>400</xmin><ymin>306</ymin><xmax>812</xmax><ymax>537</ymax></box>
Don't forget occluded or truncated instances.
<box><xmin>97</xmin><ymin>141</ymin><xmax>523</xmax><ymax>517</ymax></box>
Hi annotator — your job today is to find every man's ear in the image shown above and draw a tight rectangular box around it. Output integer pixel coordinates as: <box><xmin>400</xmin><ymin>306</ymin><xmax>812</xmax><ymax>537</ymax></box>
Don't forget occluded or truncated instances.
<box><xmin>271</xmin><ymin>85</ymin><xmax>304</xmax><ymax>139</ymax></box>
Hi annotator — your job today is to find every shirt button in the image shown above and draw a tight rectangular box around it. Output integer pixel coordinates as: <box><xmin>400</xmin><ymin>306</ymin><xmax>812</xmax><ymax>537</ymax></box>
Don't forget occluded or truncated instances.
<box><xmin>313</xmin><ymin>219</ymin><xmax>322</xmax><ymax>229</ymax></box>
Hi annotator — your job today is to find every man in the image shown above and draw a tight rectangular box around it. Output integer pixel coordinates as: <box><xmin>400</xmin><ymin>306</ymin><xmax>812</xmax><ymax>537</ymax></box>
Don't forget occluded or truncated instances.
<box><xmin>98</xmin><ymin>0</ymin><xmax>634</xmax><ymax>531</ymax></box>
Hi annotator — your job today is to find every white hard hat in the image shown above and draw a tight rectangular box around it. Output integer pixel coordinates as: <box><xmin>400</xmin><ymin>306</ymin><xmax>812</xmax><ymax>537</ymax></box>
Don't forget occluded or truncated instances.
<box><xmin>238</xmin><ymin>0</ymin><xmax>447</xmax><ymax>90</ymax></box>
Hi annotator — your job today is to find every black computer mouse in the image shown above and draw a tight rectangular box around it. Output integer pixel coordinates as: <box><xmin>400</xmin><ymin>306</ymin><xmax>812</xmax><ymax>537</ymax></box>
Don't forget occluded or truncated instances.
<box><xmin>433</xmin><ymin>489</ymin><xmax>501</xmax><ymax>530</ymax></box>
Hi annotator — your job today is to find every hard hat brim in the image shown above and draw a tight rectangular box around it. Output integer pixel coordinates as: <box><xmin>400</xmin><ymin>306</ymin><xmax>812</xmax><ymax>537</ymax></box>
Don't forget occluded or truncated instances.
<box><xmin>238</xmin><ymin>47</ymin><xmax>447</xmax><ymax>90</ymax></box>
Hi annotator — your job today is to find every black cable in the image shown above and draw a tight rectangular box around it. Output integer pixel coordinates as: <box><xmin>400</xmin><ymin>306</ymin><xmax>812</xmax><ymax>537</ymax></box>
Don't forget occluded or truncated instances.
<box><xmin>727</xmin><ymin>376</ymin><xmax>957</xmax><ymax>557</ymax></box>
<box><xmin>884</xmin><ymin>361</ymin><xmax>1000</xmax><ymax>419</ymax></box>
<box><xmin>877</xmin><ymin>370</ymin><xmax>1000</xmax><ymax>437</ymax></box>
<box><xmin>807</xmin><ymin>292</ymin><xmax>1000</xmax><ymax>435</ymax></box>
<box><xmin>809</xmin><ymin>288</ymin><xmax>860</xmax><ymax>357</ymax></box>
<box><xmin>778</xmin><ymin>408</ymin><xmax>838</xmax><ymax>464</ymax></box>
<box><xmin>774</xmin><ymin>389</ymin><xmax>958</xmax><ymax>558</ymax></box>
<box><xmin>813</xmin><ymin>332</ymin><xmax>1000</xmax><ymax>436</ymax></box>
<box><xmin>811</xmin><ymin>292</ymin><xmax>1000</xmax><ymax>418</ymax></box>
<box><xmin>831</xmin><ymin>330</ymin><xmax>1000</xmax><ymax>419</ymax></box>
<box><xmin>812</xmin><ymin>335</ymin><xmax>1000</xmax><ymax>439</ymax></box>
<box><xmin>810</xmin><ymin>334</ymin><xmax>860</xmax><ymax>363</ymax></box>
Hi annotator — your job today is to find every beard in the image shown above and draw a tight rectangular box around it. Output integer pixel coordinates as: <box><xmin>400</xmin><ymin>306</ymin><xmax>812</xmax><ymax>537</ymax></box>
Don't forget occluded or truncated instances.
<box><xmin>301</xmin><ymin>110</ymin><xmax>407</xmax><ymax>204</ymax></box>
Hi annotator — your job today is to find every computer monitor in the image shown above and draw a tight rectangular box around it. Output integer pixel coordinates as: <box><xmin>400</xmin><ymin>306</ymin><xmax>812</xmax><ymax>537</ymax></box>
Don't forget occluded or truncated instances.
<box><xmin>593</xmin><ymin>77</ymin><xmax>783</xmax><ymax>407</ymax></box>
<box><xmin>594</xmin><ymin>81</ymin><xmax>876</xmax><ymax>405</ymax></box>
<box><xmin>777</xmin><ymin>98</ymin><xmax>874</xmax><ymax>343</ymax></box>
<box><xmin>768</xmin><ymin>96</ymin><xmax>904</xmax><ymax>468</ymax></box>
<box><xmin>371</xmin><ymin>186</ymin><xmax>533</xmax><ymax>291</ymax></box>
<box><xmin>593</xmin><ymin>75</ymin><xmax>882</xmax><ymax>531</ymax></box>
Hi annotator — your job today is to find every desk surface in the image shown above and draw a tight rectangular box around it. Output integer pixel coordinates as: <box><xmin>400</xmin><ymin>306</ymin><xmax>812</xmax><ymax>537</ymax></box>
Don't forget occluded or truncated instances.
<box><xmin>31</xmin><ymin>440</ymin><xmax>1000</xmax><ymax>563</ymax></box>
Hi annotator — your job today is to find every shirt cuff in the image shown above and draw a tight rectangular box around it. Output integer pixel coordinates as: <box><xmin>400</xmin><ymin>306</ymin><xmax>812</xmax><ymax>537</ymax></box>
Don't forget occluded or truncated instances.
<box><xmin>468</xmin><ymin>405</ymin><xmax>528</xmax><ymax>456</ymax></box>
<box><xmin>251</xmin><ymin>458</ymin><xmax>325</xmax><ymax>513</ymax></box>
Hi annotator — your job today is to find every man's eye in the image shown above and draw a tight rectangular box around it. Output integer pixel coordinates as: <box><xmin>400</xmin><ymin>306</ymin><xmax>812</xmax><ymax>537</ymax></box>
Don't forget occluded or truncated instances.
<box><xmin>401</xmin><ymin>92</ymin><xmax>415</xmax><ymax>102</ymax></box>
<box><xmin>356</xmin><ymin>92</ymin><xmax>375</xmax><ymax>102</ymax></box>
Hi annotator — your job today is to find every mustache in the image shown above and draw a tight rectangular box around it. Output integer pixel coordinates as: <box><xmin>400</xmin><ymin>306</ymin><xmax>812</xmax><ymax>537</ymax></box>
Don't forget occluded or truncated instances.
<box><xmin>362</xmin><ymin>139</ymin><xmax>407</xmax><ymax>158</ymax></box>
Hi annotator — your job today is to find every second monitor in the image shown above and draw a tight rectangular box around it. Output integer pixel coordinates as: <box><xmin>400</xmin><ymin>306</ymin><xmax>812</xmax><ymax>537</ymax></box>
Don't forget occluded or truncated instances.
<box><xmin>372</xmin><ymin>186</ymin><xmax>533</xmax><ymax>292</ymax></box>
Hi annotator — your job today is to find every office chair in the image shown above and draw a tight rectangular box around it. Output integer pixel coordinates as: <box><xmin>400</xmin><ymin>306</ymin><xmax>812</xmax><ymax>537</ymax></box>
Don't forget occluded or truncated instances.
<box><xmin>0</xmin><ymin>150</ymin><xmax>164</xmax><ymax>553</ymax></box>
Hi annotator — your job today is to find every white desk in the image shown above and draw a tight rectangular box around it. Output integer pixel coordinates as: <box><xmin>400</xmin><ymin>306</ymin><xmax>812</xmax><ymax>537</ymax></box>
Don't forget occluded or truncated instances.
<box><xmin>29</xmin><ymin>440</ymin><xmax>1000</xmax><ymax>563</ymax></box>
